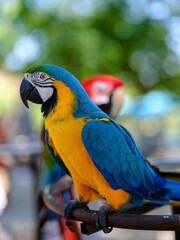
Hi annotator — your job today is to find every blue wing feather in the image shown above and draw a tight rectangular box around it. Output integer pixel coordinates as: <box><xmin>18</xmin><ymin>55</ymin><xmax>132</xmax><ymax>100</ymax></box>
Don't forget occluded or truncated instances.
<box><xmin>81</xmin><ymin>119</ymin><xmax>167</xmax><ymax>204</ymax></box>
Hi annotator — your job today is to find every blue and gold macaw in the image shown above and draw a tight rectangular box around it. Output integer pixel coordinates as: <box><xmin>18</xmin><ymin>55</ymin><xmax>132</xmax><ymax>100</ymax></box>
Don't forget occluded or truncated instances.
<box><xmin>20</xmin><ymin>64</ymin><xmax>180</xmax><ymax>233</ymax></box>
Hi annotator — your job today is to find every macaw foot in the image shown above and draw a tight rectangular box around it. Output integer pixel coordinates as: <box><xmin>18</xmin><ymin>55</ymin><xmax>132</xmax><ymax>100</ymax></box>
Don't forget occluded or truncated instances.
<box><xmin>64</xmin><ymin>199</ymin><xmax>89</xmax><ymax>232</ymax></box>
<box><xmin>96</xmin><ymin>204</ymin><xmax>118</xmax><ymax>233</ymax></box>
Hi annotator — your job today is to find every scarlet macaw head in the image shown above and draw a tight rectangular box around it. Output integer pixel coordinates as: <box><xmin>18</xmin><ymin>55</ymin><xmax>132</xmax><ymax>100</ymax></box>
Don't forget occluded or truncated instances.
<box><xmin>81</xmin><ymin>74</ymin><xmax>124</xmax><ymax>118</ymax></box>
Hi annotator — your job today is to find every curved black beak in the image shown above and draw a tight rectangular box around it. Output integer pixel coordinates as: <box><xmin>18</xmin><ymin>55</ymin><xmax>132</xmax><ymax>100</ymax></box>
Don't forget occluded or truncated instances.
<box><xmin>20</xmin><ymin>78</ymin><xmax>43</xmax><ymax>108</ymax></box>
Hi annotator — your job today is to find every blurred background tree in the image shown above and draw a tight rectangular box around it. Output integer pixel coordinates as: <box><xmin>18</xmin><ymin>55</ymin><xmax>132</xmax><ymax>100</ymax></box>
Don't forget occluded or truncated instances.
<box><xmin>1</xmin><ymin>0</ymin><xmax>180</xmax><ymax>96</ymax></box>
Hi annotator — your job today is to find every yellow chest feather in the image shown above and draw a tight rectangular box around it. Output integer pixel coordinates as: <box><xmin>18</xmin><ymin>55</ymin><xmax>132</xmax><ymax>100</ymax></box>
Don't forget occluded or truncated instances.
<box><xmin>46</xmin><ymin>116</ymin><xmax>100</xmax><ymax>188</ymax></box>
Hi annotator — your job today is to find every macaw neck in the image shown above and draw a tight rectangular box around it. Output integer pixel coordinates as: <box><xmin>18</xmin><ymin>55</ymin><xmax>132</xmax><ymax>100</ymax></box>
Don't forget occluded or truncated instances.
<box><xmin>44</xmin><ymin>79</ymin><xmax>100</xmax><ymax>127</ymax></box>
<box><xmin>44</xmin><ymin>80</ymin><xmax>75</xmax><ymax>122</ymax></box>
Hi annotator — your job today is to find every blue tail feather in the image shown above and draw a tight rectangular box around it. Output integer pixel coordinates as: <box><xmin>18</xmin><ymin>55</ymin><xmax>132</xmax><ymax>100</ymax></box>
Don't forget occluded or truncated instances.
<box><xmin>166</xmin><ymin>179</ymin><xmax>180</xmax><ymax>200</ymax></box>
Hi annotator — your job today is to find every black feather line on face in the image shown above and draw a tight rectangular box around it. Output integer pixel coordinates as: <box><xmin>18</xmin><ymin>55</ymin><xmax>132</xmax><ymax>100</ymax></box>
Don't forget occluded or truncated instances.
<box><xmin>41</xmin><ymin>87</ymin><xmax>57</xmax><ymax>117</ymax></box>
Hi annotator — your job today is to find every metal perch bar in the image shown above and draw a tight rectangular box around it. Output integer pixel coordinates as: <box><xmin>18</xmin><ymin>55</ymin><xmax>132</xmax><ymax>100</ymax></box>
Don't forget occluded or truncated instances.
<box><xmin>42</xmin><ymin>174</ymin><xmax>180</xmax><ymax>235</ymax></box>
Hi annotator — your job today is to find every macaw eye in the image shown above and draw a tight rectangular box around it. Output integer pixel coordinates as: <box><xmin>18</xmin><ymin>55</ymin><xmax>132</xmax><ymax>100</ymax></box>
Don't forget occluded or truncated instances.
<box><xmin>40</xmin><ymin>73</ymin><xmax>46</xmax><ymax>80</ymax></box>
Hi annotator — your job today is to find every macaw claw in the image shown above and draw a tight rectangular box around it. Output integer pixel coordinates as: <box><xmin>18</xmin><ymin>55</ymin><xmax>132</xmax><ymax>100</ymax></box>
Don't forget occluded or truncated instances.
<box><xmin>64</xmin><ymin>199</ymin><xmax>89</xmax><ymax>232</ymax></box>
<box><xmin>96</xmin><ymin>204</ymin><xmax>118</xmax><ymax>233</ymax></box>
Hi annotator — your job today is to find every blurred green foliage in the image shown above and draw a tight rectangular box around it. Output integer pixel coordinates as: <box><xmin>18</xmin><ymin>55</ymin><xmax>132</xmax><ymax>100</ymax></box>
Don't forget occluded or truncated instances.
<box><xmin>1</xmin><ymin>0</ymin><xmax>180</xmax><ymax>95</ymax></box>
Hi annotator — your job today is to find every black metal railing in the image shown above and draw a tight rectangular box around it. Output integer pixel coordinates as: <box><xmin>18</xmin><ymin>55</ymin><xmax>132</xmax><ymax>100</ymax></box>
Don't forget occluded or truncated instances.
<box><xmin>42</xmin><ymin>173</ymin><xmax>180</xmax><ymax>235</ymax></box>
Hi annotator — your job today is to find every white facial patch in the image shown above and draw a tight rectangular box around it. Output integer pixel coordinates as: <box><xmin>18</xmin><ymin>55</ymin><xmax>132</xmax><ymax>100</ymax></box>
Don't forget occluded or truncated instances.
<box><xmin>24</xmin><ymin>71</ymin><xmax>55</xmax><ymax>103</ymax></box>
<box><xmin>36</xmin><ymin>86</ymin><xmax>54</xmax><ymax>102</ymax></box>
<box><xmin>24</xmin><ymin>73</ymin><xmax>36</xmax><ymax>86</ymax></box>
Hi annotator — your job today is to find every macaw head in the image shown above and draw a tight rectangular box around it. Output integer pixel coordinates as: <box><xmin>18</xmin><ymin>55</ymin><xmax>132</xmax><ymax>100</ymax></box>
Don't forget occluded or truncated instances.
<box><xmin>20</xmin><ymin>64</ymin><xmax>100</xmax><ymax>118</ymax></box>
<box><xmin>81</xmin><ymin>74</ymin><xmax>124</xmax><ymax>118</ymax></box>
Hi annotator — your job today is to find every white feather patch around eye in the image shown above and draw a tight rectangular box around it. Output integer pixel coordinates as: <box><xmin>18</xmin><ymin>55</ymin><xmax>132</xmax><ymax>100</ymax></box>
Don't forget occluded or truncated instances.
<box><xmin>24</xmin><ymin>74</ymin><xmax>36</xmax><ymax>87</ymax></box>
<box><xmin>36</xmin><ymin>86</ymin><xmax>54</xmax><ymax>102</ymax></box>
